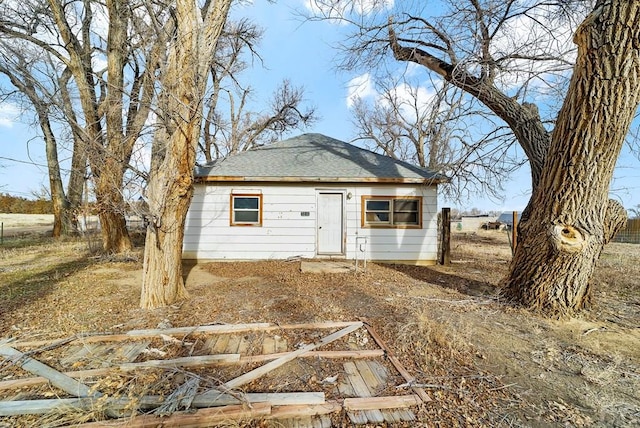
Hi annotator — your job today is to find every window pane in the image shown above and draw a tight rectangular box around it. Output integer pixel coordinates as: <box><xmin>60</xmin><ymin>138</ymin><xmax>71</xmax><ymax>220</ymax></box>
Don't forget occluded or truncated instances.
<box><xmin>366</xmin><ymin>200</ymin><xmax>390</xmax><ymax>211</ymax></box>
<box><xmin>394</xmin><ymin>199</ymin><xmax>418</xmax><ymax>211</ymax></box>
<box><xmin>366</xmin><ymin>212</ymin><xmax>390</xmax><ymax>222</ymax></box>
<box><xmin>234</xmin><ymin>197</ymin><xmax>258</xmax><ymax>209</ymax></box>
<box><xmin>394</xmin><ymin>212</ymin><xmax>418</xmax><ymax>224</ymax></box>
<box><xmin>235</xmin><ymin>211</ymin><xmax>259</xmax><ymax>223</ymax></box>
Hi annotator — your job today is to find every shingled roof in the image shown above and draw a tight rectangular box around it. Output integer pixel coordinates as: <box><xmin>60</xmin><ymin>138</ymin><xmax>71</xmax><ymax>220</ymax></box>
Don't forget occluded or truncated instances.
<box><xmin>195</xmin><ymin>133</ymin><xmax>448</xmax><ymax>184</ymax></box>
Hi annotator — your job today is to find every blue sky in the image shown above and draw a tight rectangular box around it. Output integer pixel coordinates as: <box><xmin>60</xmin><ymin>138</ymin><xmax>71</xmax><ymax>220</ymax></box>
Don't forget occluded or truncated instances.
<box><xmin>0</xmin><ymin>0</ymin><xmax>638</xmax><ymax>214</ymax></box>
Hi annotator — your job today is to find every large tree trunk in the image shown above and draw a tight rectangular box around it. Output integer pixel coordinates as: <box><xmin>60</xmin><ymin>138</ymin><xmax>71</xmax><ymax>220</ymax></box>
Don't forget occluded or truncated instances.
<box><xmin>502</xmin><ymin>0</ymin><xmax>640</xmax><ymax>316</ymax></box>
<box><xmin>140</xmin><ymin>0</ymin><xmax>232</xmax><ymax>309</ymax></box>
<box><xmin>49</xmin><ymin>0</ymin><xmax>133</xmax><ymax>253</ymax></box>
<box><xmin>140</xmin><ymin>168</ymin><xmax>193</xmax><ymax>308</ymax></box>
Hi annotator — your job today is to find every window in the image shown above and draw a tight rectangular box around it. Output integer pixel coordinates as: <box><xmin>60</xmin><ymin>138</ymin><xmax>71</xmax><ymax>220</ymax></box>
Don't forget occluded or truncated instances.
<box><xmin>362</xmin><ymin>196</ymin><xmax>421</xmax><ymax>228</ymax></box>
<box><xmin>230</xmin><ymin>194</ymin><xmax>262</xmax><ymax>226</ymax></box>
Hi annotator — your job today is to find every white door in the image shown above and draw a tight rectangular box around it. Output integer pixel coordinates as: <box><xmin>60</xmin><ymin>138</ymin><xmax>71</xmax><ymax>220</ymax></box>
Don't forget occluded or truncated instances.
<box><xmin>317</xmin><ymin>193</ymin><xmax>344</xmax><ymax>254</ymax></box>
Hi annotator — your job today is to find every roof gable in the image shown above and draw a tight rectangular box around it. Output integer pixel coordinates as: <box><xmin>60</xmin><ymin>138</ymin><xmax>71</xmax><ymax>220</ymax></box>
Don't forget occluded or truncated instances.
<box><xmin>195</xmin><ymin>133</ymin><xmax>447</xmax><ymax>184</ymax></box>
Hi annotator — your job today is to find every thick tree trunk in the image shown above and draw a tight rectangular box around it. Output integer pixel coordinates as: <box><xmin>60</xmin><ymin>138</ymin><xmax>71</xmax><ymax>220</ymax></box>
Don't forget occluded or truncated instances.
<box><xmin>502</xmin><ymin>0</ymin><xmax>640</xmax><ymax>316</ymax></box>
<box><xmin>141</xmin><ymin>173</ymin><xmax>192</xmax><ymax>308</ymax></box>
<box><xmin>95</xmin><ymin>171</ymin><xmax>132</xmax><ymax>253</ymax></box>
<box><xmin>140</xmin><ymin>0</ymin><xmax>232</xmax><ymax>309</ymax></box>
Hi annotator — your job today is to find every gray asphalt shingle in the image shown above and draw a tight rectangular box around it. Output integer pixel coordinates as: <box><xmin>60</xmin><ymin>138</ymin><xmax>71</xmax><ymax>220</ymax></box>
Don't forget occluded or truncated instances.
<box><xmin>195</xmin><ymin>133</ymin><xmax>446</xmax><ymax>183</ymax></box>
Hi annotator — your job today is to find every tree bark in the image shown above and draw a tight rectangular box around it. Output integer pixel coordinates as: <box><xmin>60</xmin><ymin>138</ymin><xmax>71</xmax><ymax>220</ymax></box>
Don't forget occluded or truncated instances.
<box><xmin>140</xmin><ymin>0</ymin><xmax>233</xmax><ymax>309</ymax></box>
<box><xmin>501</xmin><ymin>0</ymin><xmax>640</xmax><ymax>315</ymax></box>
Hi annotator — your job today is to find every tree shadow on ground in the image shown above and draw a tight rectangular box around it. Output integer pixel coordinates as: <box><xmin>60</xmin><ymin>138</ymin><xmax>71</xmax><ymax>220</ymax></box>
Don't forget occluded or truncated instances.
<box><xmin>0</xmin><ymin>257</ymin><xmax>95</xmax><ymax>327</ymax></box>
<box><xmin>386</xmin><ymin>264</ymin><xmax>500</xmax><ymax>298</ymax></box>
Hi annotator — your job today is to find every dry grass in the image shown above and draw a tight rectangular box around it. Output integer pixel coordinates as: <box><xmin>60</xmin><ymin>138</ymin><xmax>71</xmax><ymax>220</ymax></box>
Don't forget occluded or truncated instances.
<box><xmin>0</xmin><ymin>230</ymin><xmax>639</xmax><ymax>427</ymax></box>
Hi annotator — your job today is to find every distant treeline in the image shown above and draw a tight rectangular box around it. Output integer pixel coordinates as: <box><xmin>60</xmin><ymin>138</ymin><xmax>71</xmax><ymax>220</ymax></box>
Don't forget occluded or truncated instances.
<box><xmin>0</xmin><ymin>193</ymin><xmax>52</xmax><ymax>214</ymax></box>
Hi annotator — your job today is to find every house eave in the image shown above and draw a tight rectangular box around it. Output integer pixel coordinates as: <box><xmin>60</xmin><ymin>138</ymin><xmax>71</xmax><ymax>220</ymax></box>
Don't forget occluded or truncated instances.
<box><xmin>194</xmin><ymin>176</ymin><xmax>449</xmax><ymax>185</ymax></box>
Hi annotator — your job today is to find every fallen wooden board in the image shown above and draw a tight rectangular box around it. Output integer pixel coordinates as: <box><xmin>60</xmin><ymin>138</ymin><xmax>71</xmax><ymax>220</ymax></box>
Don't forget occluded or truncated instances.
<box><xmin>343</xmin><ymin>361</ymin><xmax>385</xmax><ymax>423</ymax></box>
<box><xmin>343</xmin><ymin>395</ymin><xmax>421</xmax><ymax>410</ymax></box>
<box><xmin>240</xmin><ymin>349</ymin><xmax>384</xmax><ymax>364</ymax></box>
<box><xmin>354</xmin><ymin>360</ymin><xmax>415</xmax><ymax>423</ymax></box>
<box><xmin>72</xmin><ymin>402</ymin><xmax>272</xmax><ymax>428</ymax></box>
<box><xmin>361</xmin><ymin>318</ymin><xmax>432</xmax><ymax>403</ymax></box>
<box><xmin>0</xmin><ymin>392</ymin><xmax>325</xmax><ymax>416</ymax></box>
<box><xmin>0</xmin><ymin>345</ymin><xmax>96</xmax><ymax>398</ymax></box>
<box><xmin>0</xmin><ymin>350</ymin><xmax>384</xmax><ymax>391</ymax></box>
<box><xmin>119</xmin><ymin>354</ymin><xmax>240</xmax><ymax>370</ymax></box>
<box><xmin>223</xmin><ymin>322</ymin><xmax>363</xmax><ymax>390</ymax></box>
<box><xmin>192</xmin><ymin>391</ymin><xmax>325</xmax><ymax>407</ymax></box>
<box><xmin>13</xmin><ymin>321</ymin><xmax>363</xmax><ymax>348</ymax></box>
<box><xmin>267</xmin><ymin>401</ymin><xmax>342</xmax><ymax>419</ymax></box>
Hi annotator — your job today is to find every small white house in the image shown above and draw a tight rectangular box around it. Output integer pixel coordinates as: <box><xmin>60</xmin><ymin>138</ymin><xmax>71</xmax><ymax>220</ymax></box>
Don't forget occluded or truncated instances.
<box><xmin>183</xmin><ymin>133</ymin><xmax>448</xmax><ymax>265</ymax></box>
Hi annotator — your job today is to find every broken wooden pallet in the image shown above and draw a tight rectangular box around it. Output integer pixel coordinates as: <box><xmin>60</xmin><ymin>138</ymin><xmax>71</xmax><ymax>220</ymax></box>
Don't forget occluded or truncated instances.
<box><xmin>0</xmin><ymin>321</ymin><xmax>426</xmax><ymax>427</ymax></box>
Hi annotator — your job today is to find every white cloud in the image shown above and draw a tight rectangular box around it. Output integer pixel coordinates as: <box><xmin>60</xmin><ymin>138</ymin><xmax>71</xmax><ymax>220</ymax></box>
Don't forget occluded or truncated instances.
<box><xmin>388</xmin><ymin>82</ymin><xmax>437</xmax><ymax>119</ymax></box>
<box><xmin>346</xmin><ymin>73</ymin><xmax>376</xmax><ymax>108</ymax></box>
<box><xmin>0</xmin><ymin>103</ymin><xmax>19</xmax><ymax>128</ymax></box>
<box><xmin>490</xmin><ymin>7</ymin><xmax>577</xmax><ymax>92</ymax></box>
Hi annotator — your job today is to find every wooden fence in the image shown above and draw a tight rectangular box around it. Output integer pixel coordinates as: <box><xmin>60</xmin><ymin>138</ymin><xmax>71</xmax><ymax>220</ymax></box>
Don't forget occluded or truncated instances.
<box><xmin>613</xmin><ymin>218</ymin><xmax>640</xmax><ymax>244</ymax></box>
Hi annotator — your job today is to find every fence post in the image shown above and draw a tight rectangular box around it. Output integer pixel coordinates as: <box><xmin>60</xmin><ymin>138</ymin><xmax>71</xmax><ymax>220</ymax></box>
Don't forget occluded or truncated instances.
<box><xmin>440</xmin><ymin>207</ymin><xmax>451</xmax><ymax>265</ymax></box>
<box><xmin>512</xmin><ymin>211</ymin><xmax>518</xmax><ymax>253</ymax></box>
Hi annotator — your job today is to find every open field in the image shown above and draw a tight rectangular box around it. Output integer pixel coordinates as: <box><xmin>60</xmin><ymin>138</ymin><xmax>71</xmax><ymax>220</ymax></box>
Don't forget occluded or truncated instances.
<box><xmin>0</xmin><ymin>227</ymin><xmax>638</xmax><ymax>427</ymax></box>
<box><xmin>0</xmin><ymin>214</ymin><xmax>54</xmax><ymax>227</ymax></box>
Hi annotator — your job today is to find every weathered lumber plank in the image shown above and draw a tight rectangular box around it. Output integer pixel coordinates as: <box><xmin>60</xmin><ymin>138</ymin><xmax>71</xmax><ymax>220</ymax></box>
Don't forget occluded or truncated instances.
<box><xmin>313</xmin><ymin>415</ymin><xmax>333</xmax><ymax>428</ymax></box>
<box><xmin>13</xmin><ymin>321</ymin><xmax>363</xmax><ymax>348</ymax></box>
<box><xmin>0</xmin><ymin>350</ymin><xmax>383</xmax><ymax>391</ymax></box>
<box><xmin>0</xmin><ymin>345</ymin><xmax>96</xmax><ymax>398</ymax></box>
<box><xmin>237</xmin><ymin>335</ymin><xmax>250</xmax><ymax>354</ymax></box>
<box><xmin>204</xmin><ymin>335</ymin><xmax>219</xmax><ymax>352</ymax></box>
<box><xmin>274</xmin><ymin>335</ymin><xmax>287</xmax><ymax>352</ymax></box>
<box><xmin>0</xmin><ymin>392</ymin><xmax>325</xmax><ymax>416</ymax></box>
<box><xmin>355</xmin><ymin>360</ymin><xmax>414</xmax><ymax>423</ymax></box>
<box><xmin>225</xmin><ymin>335</ymin><xmax>242</xmax><ymax>353</ymax></box>
<box><xmin>267</xmin><ymin>401</ymin><xmax>342</xmax><ymax>419</ymax></box>
<box><xmin>354</xmin><ymin>360</ymin><xmax>385</xmax><ymax>391</ymax></box>
<box><xmin>60</xmin><ymin>343</ymin><xmax>95</xmax><ymax>367</ymax></box>
<box><xmin>119</xmin><ymin>354</ymin><xmax>240</xmax><ymax>371</ymax></box>
<box><xmin>211</xmin><ymin>334</ymin><xmax>230</xmax><ymax>354</ymax></box>
<box><xmin>192</xmin><ymin>391</ymin><xmax>325</xmax><ymax>407</ymax></box>
<box><xmin>240</xmin><ymin>349</ymin><xmax>384</xmax><ymax>364</ymax></box>
<box><xmin>343</xmin><ymin>395</ymin><xmax>421</xmax><ymax>411</ymax></box>
<box><xmin>361</xmin><ymin>319</ymin><xmax>432</xmax><ymax>403</ymax></box>
<box><xmin>343</xmin><ymin>362</ymin><xmax>384</xmax><ymax>423</ymax></box>
<box><xmin>0</xmin><ymin>398</ymin><xmax>97</xmax><ymax>416</ymax></box>
<box><xmin>73</xmin><ymin>402</ymin><xmax>272</xmax><ymax>428</ymax></box>
<box><xmin>223</xmin><ymin>322</ymin><xmax>363</xmax><ymax>390</ymax></box>
<box><xmin>262</xmin><ymin>336</ymin><xmax>276</xmax><ymax>354</ymax></box>
<box><xmin>262</xmin><ymin>335</ymin><xmax>287</xmax><ymax>353</ymax></box>
<box><xmin>345</xmin><ymin>410</ymin><xmax>369</xmax><ymax>425</ymax></box>
<box><xmin>0</xmin><ymin>367</ymin><xmax>111</xmax><ymax>390</ymax></box>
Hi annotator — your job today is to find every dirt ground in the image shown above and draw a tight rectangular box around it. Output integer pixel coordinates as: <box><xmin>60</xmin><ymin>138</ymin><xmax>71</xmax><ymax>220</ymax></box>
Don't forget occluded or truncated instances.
<box><xmin>0</xmin><ymin>229</ymin><xmax>638</xmax><ymax>427</ymax></box>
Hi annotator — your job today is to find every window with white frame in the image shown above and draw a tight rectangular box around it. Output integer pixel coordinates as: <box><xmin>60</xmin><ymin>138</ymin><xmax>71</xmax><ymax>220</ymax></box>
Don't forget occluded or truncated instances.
<box><xmin>362</xmin><ymin>196</ymin><xmax>421</xmax><ymax>228</ymax></box>
<box><xmin>230</xmin><ymin>194</ymin><xmax>262</xmax><ymax>226</ymax></box>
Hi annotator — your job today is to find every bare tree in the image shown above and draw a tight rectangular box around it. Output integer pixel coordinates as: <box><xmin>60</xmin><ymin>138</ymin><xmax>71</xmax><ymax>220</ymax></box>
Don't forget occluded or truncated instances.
<box><xmin>0</xmin><ymin>43</ymin><xmax>85</xmax><ymax>236</ymax></box>
<box><xmin>0</xmin><ymin>0</ymin><xmax>159</xmax><ymax>253</ymax></box>
<box><xmin>200</xmin><ymin>19</ymin><xmax>316</xmax><ymax>162</ymax></box>
<box><xmin>140</xmin><ymin>0</ymin><xmax>233</xmax><ymax>309</ymax></box>
<box><xmin>309</xmin><ymin>0</ymin><xmax>640</xmax><ymax>315</ymax></box>
<box><xmin>204</xmin><ymin>79</ymin><xmax>317</xmax><ymax>159</ymax></box>
<box><xmin>350</xmin><ymin>76</ymin><xmax>522</xmax><ymax>200</ymax></box>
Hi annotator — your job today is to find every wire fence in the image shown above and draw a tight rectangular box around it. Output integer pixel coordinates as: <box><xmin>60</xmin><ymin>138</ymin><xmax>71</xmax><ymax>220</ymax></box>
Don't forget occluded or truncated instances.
<box><xmin>612</xmin><ymin>218</ymin><xmax>640</xmax><ymax>244</ymax></box>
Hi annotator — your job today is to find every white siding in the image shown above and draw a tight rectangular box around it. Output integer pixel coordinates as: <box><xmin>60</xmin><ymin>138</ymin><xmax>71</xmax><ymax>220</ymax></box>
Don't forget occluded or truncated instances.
<box><xmin>183</xmin><ymin>183</ymin><xmax>438</xmax><ymax>263</ymax></box>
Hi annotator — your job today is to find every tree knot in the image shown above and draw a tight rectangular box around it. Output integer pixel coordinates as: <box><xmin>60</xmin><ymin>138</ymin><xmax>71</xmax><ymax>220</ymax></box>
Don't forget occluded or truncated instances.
<box><xmin>550</xmin><ymin>224</ymin><xmax>586</xmax><ymax>253</ymax></box>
